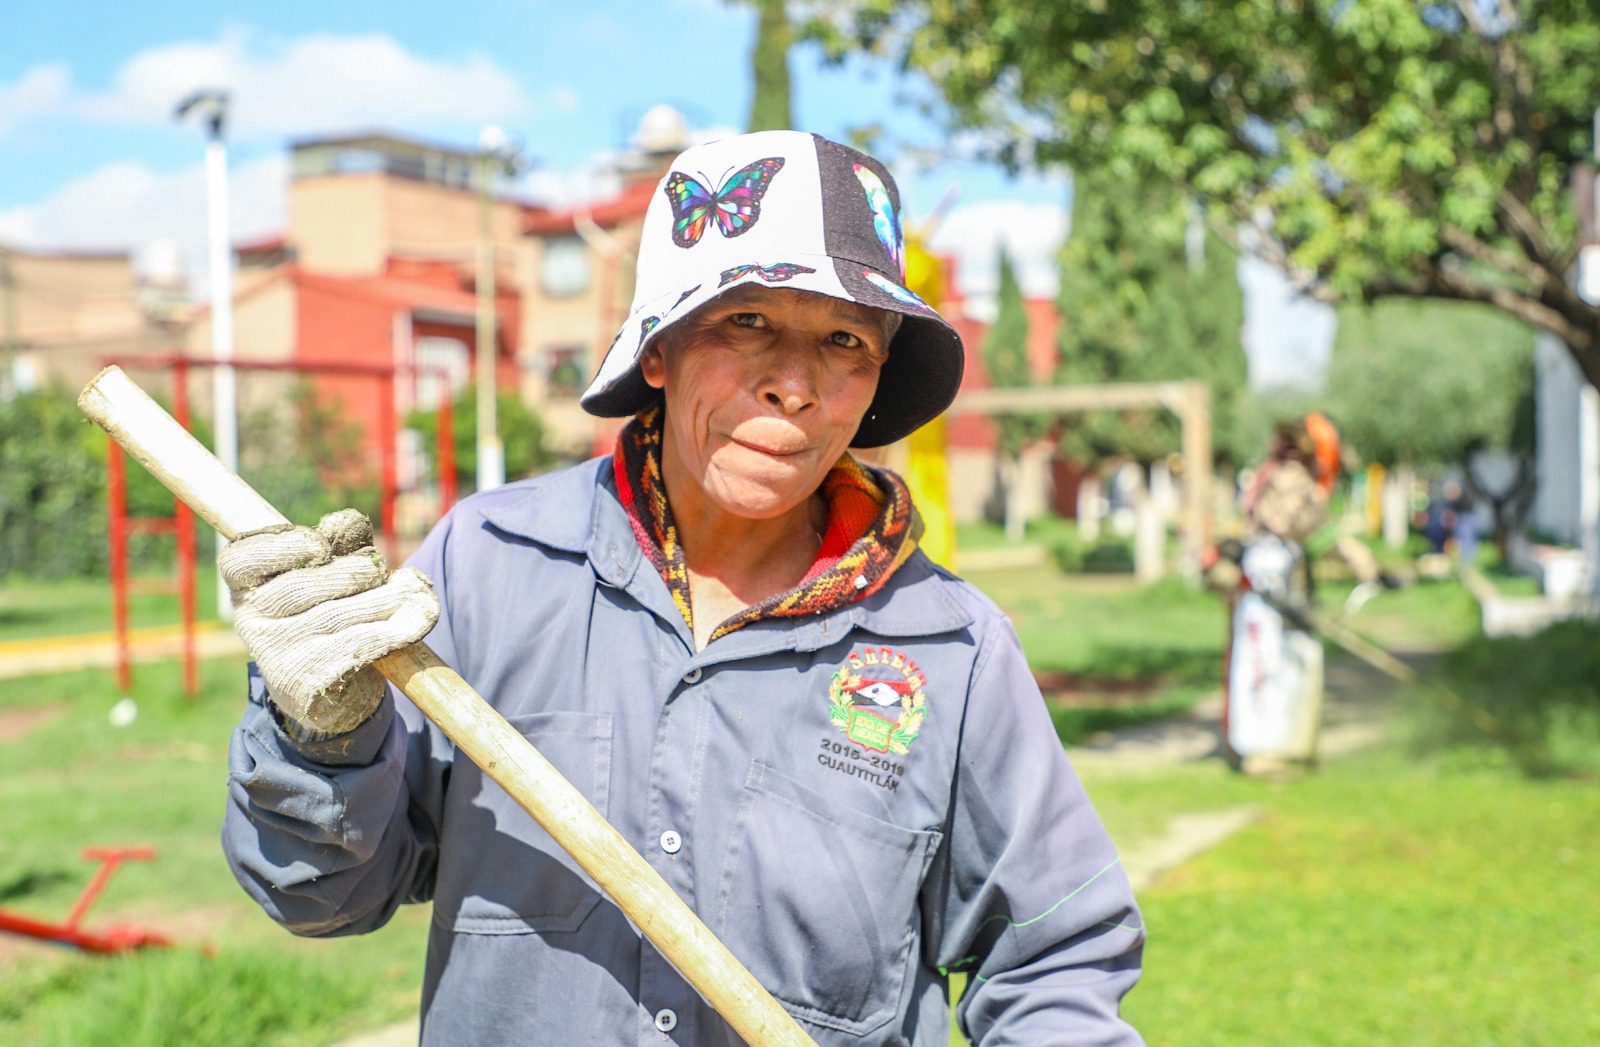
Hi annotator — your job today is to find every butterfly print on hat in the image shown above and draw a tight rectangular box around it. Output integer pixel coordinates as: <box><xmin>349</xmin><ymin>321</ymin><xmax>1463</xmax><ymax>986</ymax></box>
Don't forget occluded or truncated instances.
<box><xmin>664</xmin><ymin>158</ymin><xmax>785</xmax><ymax>248</ymax></box>
<box><xmin>717</xmin><ymin>262</ymin><xmax>817</xmax><ymax>287</ymax></box>
<box><xmin>864</xmin><ymin>271</ymin><xmax>933</xmax><ymax>311</ymax></box>
<box><xmin>640</xmin><ymin>315</ymin><xmax>661</xmax><ymax>342</ymax></box>
<box><xmin>853</xmin><ymin>164</ymin><xmax>903</xmax><ymax>275</ymax></box>
<box><xmin>670</xmin><ymin>285</ymin><xmax>701</xmax><ymax>312</ymax></box>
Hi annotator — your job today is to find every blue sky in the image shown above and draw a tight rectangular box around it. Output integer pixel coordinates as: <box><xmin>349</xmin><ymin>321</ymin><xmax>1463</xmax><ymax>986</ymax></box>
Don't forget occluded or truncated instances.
<box><xmin>0</xmin><ymin>0</ymin><xmax>1330</xmax><ymax>384</ymax></box>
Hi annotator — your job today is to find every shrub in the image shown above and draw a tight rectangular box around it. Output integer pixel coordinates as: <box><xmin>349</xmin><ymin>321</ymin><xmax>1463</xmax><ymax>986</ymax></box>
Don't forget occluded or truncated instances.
<box><xmin>1050</xmin><ymin>531</ymin><xmax>1136</xmax><ymax>574</ymax></box>
<box><xmin>0</xmin><ymin>386</ymin><xmax>176</xmax><ymax>579</ymax></box>
<box><xmin>406</xmin><ymin>389</ymin><xmax>559</xmax><ymax>495</ymax></box>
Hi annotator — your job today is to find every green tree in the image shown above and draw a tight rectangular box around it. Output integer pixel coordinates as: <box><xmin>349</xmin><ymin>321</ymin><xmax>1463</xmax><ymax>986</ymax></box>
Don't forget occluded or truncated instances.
<box><xmin>1056</xmin><ymin>172</ymin><xmax>1249</xmax><ymax>465</ymax></box>
<box><xmin>406</xmin><ymin>389</ymin><xmax>557</xmax><ymax>496</ymax></box>
<box><xmin>981</xmin><ymin>249</ymin><xmax>1047</xmax><ymax>538</ymax></box>
<box><xmin>982</xmin><ymin>248</ymin><xmax>1038</xmax><ymax>454</ymax></box>
<box><xmin>1327</xmin><ymin>297</ymin><xmax>1536</xmax><ymax>551</ymax></box>
<box><xmin>1326</xmin><ymin>297</ymin><xmax>1535</xmax><ymax>466</ymax></box>
<box><xmin>813</xmin><ymin>1</ymin><xmax>1600</xmax><ymax>387</ymax></box>
<box><xmin>746</xmin><ymin>0</ymin><xmax>794</xmax><ymax>132</ymax></box>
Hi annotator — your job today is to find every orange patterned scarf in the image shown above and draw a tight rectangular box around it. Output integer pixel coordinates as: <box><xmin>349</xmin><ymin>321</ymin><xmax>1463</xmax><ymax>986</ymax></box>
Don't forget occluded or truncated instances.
<box><xmin>612</xmin><ymin>406</ymin><xmax>922</xmax><ymax>641</ymax></box>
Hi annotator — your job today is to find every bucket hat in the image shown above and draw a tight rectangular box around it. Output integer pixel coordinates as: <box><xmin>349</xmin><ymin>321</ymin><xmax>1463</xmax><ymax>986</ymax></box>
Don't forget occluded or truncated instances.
<box><xmin>579</xmin><ymin>130</ymin><xmax>965</xmax><ymax>448</ymax></box>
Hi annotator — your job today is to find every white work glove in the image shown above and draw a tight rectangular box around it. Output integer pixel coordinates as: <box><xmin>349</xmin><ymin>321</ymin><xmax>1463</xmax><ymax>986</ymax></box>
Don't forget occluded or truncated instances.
<box><xmin>219</xmin><ymin>508</ymin><xmax>439</xmax><ymax>736</ymax></box>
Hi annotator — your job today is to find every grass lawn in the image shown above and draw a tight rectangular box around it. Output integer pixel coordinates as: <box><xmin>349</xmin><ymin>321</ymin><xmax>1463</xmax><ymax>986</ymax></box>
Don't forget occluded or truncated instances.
<box><xmin>0</xmin><ymin>656</ymin><xmax>429</xmax><ymax>1045</ymax></box>
<box><xmin>1087</xmin><ymin>742</ymin><xmax>1600</xmax><ymax>1045</ymax></box>
<box><xmin>962</xmin><ymin>566</ymin><xmax>1227</xmax><ymax>741</ymax></box>
<box><xmin>942</xmin><ymin>735</ymin><xmax>1600</xmax><ymax>1045</ymax></box>
<box><xmin>0</xmin><ymin>572</ymin><xmax>221</xmax><ymax>644</ymax></box>
<box><xmin>5</xmin><ymin>558</ymin><xmax>1569</xmax><ymax>1046</ymax></box>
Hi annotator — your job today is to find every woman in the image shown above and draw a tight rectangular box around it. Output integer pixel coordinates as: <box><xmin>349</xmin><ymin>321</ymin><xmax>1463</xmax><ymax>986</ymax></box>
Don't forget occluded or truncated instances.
<box><xmin>221</xmin><ymin>130</ymin><xmax>1144</xmax><ymax>1045</ymax></box>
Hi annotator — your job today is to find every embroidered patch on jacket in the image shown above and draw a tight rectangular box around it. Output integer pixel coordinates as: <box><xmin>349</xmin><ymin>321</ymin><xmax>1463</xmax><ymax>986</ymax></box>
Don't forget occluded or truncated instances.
<box><xmin>828</xmin><ymin>645</ymin><xmax>927</xmax><ymax>756</ymax></box>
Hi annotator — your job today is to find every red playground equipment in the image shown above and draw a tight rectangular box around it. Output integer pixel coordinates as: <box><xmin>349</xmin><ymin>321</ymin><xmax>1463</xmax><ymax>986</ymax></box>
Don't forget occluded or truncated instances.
<box><xmin>100</xmin><ymin>353</ymin><xmax>457</xmax><ymax>698</ymax></box>
<box><xmin>0</xmin><ymin>847</ymin><xmax>172</xmax><ymax>954</ymax></box>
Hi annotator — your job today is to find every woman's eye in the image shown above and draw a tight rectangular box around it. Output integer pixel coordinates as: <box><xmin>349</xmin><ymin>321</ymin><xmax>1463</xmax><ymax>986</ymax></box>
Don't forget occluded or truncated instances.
<box><xmin>829</xmin><ymin>331</ymin><xmax>865</xmax><ymax>348</ymax></box>
<box><xmin>730</xmin><ymin>312</ymin><xmax>766</xmax><ymax>328</ymax></box>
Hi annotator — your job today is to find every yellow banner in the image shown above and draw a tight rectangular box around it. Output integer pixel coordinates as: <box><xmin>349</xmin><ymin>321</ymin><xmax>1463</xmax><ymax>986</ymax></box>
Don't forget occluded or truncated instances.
<box><xmin>901</xmin><ymin>236</ymin><xmax>955</xmax><ymax>568</ymax></box>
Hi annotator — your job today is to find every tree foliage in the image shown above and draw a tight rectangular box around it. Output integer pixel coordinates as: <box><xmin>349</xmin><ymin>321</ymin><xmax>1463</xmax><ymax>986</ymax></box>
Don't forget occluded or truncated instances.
<box><xmin>813</xmin><ymin>1</ymin><xmax>1600</xmax><ymax>386</ymax></box>
<box><xmin>0</xmin><ymin>381</ymin><xmax>386</xmax><ymax>580</ymax></box>
<box><xmin>1056</xmin><ymin>171</ymin><xmax>1249</xmax><ymax>463</ymax></box>
<box><xmin>1324</xmin><ymin>297</ymin><xmax>1535</xmax><ymax>465</ymax></box>
<box><xmin>746</xmin><ymin>0</ymin><xmax>795</xmax><ymax>132</ymax></box>
<box><xmin>980</xmin><ymin>248</ymin><xmax>1047</xmax><ymax>454</ymax></box>
<box><xmin>406</xmin><ymin>389</ymin><xmax>558</xmax><ymax>495</ymax></box>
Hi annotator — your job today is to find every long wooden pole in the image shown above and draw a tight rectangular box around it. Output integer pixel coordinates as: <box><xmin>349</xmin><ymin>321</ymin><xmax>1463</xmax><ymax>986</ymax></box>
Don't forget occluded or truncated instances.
<box><xmin>79</xmin><ymin>365</ymin><xmax>815</xmax><ymax>1047</ymax></box>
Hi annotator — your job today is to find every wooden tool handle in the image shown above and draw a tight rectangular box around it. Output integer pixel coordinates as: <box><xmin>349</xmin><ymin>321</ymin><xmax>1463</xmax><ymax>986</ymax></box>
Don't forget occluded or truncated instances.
<box><xmin>79</xmin><ymin>366</ymin><xmax>815</xmax><ymax>1047</ymax></box>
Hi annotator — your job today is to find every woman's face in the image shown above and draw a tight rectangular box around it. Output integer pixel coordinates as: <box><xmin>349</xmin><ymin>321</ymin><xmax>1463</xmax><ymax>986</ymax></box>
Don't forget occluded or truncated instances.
<box><xmin>639</xmin><ymin>285</ymin><xmax>893</xmax><ymax>522</ymax></box>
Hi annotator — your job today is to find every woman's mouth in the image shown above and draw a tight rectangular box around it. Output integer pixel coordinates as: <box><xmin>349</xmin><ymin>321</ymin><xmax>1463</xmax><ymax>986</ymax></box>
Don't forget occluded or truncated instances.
<box><xmin>731</xmin><ymin>438</ymin><xmax>807</xmax><ymax>459</ymax></box>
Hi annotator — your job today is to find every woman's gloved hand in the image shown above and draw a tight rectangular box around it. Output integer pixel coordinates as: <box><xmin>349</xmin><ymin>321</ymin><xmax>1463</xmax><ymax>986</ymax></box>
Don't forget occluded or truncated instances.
<box><xmin>218</xmin><ymin>508</ymin><xmax>439</xmax><ymax>735</ymax></box>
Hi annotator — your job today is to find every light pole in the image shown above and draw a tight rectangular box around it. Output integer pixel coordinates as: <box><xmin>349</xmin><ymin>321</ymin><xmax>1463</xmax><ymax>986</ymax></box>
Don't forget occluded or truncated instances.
<box><xmin>474</xmin><ymin>126</ymin><xmax>524</xmax><ymax>492</ymax></box>
<box><xmin>0</xmin><ymin>245</ymin><xmax>17</xmax><ymax>400</ymax></box>
<box><xmin>176</xmin><ymin>90</ymin><xmax>238</xmax><ymax>620</ymax></box>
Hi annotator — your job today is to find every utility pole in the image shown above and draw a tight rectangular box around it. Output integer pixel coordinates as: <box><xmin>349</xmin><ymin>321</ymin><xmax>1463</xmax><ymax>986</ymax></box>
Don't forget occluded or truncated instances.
<box><xmin>0</xmin><ymin>245</ymin><xmax>16</xmax><ymax>400</ymax></box>
<box><xmin>176</xmin><ymin>91</ymin><xmax>237</xmax><ymax>619</ymax></box>
<box><xmin>474</xmin><ymin>126</ymin><xmax>523</xmax><ymax>492</ymax></box>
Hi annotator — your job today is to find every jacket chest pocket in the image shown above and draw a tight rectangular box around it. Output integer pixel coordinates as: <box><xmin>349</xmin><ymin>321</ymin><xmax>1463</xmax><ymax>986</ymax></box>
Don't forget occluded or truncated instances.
<box><xmin>436</xmin><ymin>711</ymin><xmax>613</xmax><ymax>934</ymax></box>
<box><xmin>711</xmin><ymin>761</ymin><xmax>942</xmax><ymax>1038</ymax></box>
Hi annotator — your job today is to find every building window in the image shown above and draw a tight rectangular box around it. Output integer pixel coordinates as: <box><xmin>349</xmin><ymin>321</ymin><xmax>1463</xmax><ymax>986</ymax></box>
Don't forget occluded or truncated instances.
<box><xmin>414</xmin><ymin>335</ymin><xmax>470</xmax><ymax>408</ymax></box>
<box><xmin>539</xmin><ymin>237</ymin><xmax>591</xmax><ymax>297</ymax></box>
<box><xmin>546</xmin><ymin>346</ymin><xmax>586</xmax><ymax>399</ymax></box>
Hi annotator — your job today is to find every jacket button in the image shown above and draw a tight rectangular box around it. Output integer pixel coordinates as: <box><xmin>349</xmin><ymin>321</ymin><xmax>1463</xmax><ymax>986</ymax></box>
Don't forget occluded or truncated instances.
<box><xmin>682</xmin><ymin>667</ymin><xmax>702</xmax><ymax>684</ymax></box>
<box><xmin>659</xmin><ymin>830</ymin><xmax>682</xmax><ymax>854</ymax></box>
<box><xmin>654</xmin><ymin>1008</ymin><xmax>678</xmax><ymax>1032</ymax></box>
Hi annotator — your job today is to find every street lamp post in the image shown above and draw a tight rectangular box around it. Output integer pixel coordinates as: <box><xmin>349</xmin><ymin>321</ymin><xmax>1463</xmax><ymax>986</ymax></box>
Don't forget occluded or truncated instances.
<box><xmin>0</xmin><ymin>246</ymin><xmax>17</xmax><ymax>400</ymax></box>
<box><xmin>176</xmin><ymin>90</ymin><xmax>238</xmax><ymax>620</ymax></box>
<box><xmin>474</xmin><ymin>126</ymin><xmax>524</xmax><ymax>493</ymax></box>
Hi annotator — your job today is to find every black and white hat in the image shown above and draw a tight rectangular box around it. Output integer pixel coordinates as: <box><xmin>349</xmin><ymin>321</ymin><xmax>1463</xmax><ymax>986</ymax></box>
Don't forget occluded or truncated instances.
<box><xmin>579</xmin><ymin>130</ymin><xmax>965</xmax><ymax>448</ymax></box>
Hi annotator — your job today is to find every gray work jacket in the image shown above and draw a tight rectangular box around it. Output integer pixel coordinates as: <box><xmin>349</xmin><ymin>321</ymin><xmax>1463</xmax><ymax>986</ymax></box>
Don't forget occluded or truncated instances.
<box><xmin>223</xmin><ymin>457</ymin><xmax>1145</xmax><ymax>1045</ymax></box>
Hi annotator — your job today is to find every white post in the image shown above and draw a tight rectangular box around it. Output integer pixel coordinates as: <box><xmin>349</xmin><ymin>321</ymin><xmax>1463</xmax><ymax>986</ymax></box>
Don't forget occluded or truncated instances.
<box><xmin>1077</xmin><ymin>472</ymin><xmax>1102</xmax><ymax>542</ymax></box>
<box><xmin>178</xmin><ymin>91</ymin><xmax>238</xmax><ymax>621</ymax></box>
<box><xmin>475</xmin><ymin>128</ymin><xmax>507</xmax><ymax>493</ymax></box>
<box><xmin>1382</xmin><ymin>466</ymin><xmax>1411</xmax><ymax>549</ymax></box>
<box><xmin>1133</xmin><ymin>469</ymin><xmax>1164</xmax><ymax>583</ymax></box>
<box><xmin>1580</xmin><ymin>386</ymin><xmax>1600</xmax><ymax>593</ymax></box>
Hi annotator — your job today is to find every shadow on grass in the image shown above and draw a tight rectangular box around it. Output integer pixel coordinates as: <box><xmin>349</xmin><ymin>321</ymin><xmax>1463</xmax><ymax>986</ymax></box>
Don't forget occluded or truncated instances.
<box><xmin>1405</xmin><ymin>619</ymin><xmax>1600</xmax><ymax>778</ymax></box>
<box><xmin>0</xmin><ymin>868</ymin><xmax>76</xmax><ymax>904</ymax></box>
<box><xmin>1049</xmin><ymin>688</ymin><xmax>1206</xmax><ymax>746</ymax></box>
<box><xmin>1066</xmin><ymin>644</ymin><xmax>1218</xmax><ymax>684</ymax></box>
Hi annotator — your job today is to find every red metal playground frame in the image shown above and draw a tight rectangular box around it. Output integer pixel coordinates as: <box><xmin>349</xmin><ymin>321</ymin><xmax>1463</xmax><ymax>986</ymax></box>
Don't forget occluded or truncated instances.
<box><xmin>0</xmin><ymin>847</ymin><xmax>173</xmax><ymax>954</ymax></box>
<box><xmin>100</xmin><ymin>353</ymin><xmax>457</xmax><ymax>697</ymax></box>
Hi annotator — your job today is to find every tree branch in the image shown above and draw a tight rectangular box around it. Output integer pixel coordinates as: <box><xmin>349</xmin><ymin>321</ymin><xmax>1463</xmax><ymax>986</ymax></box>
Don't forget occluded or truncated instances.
<box><xmin>1437</xmin><ymin>224</ymin><xmax>1565</xmax><ymax>296</ymax></box>
<box><xmin>1495</xmin><ymin>188</ymin><xmax>1554</xmax><ymax>264</ymax></box>
<box><xmin>1426</xmin><ymin>267</ymin><xmax>1598</xmax><ymax>364</ymax></box>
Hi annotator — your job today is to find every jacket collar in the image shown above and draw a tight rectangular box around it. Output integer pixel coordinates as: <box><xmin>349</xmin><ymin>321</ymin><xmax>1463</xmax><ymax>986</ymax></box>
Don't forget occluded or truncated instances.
<box><xmin>477</xmin><ymin>456</ymin><xmax>974</xmax><ymax>649</ymax></box>
<box><xmin>476</xmin><ymin>457</ymin><xmax>642</xmax><ymax>589</ymax></box>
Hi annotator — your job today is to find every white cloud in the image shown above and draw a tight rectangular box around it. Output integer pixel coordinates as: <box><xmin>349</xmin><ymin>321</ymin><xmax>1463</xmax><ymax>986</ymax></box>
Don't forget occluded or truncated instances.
<box><xmin>0</xmin><ymin>152</ymin><xmax>289</xmax><ymax>295</ymax></box>
<box><xmin>928</xmin><ymin>200</ymin><xmax>1071</xmax><ymax>322</ymax></box>
<box><xmin>519</xmin><ymin>161</ymin><xmax>623</xmax><ymax>211</ymax></box>
<box><xmin>0</xmin><ymin>64</ymin><xmax>71</xmax><ymax>140</ymax></box>
<box><xmin>515</xmin><ymin>116</ymin><xmax>740</xmax><ymax>211</ymax></box>
<box><xmin>1</xmin><ymin>30</ymin><xmax>532</xmax><ymax>144</ymax></box>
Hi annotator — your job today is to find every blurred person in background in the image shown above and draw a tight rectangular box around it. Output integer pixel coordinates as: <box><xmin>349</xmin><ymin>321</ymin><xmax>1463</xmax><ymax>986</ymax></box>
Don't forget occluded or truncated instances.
<box><xmin>1206</xmin><ymin>413</ymin><xmax>1341</xmax><ymax>773</ymax></box>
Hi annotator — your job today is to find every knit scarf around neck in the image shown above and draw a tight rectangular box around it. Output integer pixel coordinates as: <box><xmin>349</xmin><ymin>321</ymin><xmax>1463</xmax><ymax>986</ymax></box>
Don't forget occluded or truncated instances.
<box><xmin>612</xmin><ymin>405</ymin><xmax>922</xmax><ymax>642</ymax></box>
